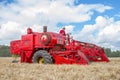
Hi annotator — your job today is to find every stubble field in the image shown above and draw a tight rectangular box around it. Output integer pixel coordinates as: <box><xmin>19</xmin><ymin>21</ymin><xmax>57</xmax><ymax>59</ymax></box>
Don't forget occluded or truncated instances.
<box><xmin>0</xmin><ymin>57</ymin><xmax>120</xmax><ymax>80</ymax></box>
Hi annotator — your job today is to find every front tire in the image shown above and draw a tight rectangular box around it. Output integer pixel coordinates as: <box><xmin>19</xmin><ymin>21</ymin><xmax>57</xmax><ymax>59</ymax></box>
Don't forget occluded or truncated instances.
<box><xmin>32</xmin><ymin>50</ymin><xmax>53</xmax><ymax>64</ymax></box>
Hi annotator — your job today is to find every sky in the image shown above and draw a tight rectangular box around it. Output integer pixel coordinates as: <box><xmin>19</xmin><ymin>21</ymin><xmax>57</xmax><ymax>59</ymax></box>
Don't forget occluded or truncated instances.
<box><xmin>0</xmin><ymin>0</ymin><xmax>120</xmax><ymax>51</ymax></box>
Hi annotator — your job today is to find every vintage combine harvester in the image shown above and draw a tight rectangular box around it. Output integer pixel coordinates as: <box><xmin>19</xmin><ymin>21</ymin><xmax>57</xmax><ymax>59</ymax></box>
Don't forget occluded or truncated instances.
<box><xmin>10</xmin><ymin>26</ymin><xmax>109</xmax><ymax>64</ymax></box>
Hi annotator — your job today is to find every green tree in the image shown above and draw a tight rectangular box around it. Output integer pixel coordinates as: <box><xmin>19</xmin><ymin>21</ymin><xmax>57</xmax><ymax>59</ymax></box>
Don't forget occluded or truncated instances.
<box><xmin>104</xmin><ymin>48</ymin><xmax>112</xmax><ymax>57</ymax></box>
<box><xmin>104</xmin><ymin>48</ymin><xmax>120</xmax><ymax>57</ymax></box>
<box><xmin>0</xmin><ymin>45</ymin><xmax>11</xmax><ymax>57</ymax></box>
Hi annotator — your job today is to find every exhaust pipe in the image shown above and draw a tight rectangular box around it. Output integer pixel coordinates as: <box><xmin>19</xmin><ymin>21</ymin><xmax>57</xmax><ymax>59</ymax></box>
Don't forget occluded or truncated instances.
<box><xmin>43</xmin><ymin>26</ymin><xmax>47</xmax><ymax>32</ymax></box>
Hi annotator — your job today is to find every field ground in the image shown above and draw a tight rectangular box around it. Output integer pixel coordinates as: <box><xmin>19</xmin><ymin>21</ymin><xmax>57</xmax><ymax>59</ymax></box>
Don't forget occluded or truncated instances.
<box><xmin>0</xmin><ymin>57</ymin><xmax>120</xmax><ymax>80</ymax></box>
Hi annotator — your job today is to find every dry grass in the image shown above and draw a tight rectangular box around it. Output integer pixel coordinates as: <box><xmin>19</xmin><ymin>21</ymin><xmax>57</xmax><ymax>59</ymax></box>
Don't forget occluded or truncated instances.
<box><xmin>0</xmin><ymin>57</ymin><xmax>120</xmax><ymax>80</ymax></box>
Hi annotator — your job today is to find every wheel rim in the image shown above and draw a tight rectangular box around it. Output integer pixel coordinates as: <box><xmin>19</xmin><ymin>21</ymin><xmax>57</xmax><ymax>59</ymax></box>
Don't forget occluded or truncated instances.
<box><xmin>38</xmin><ymin>57</ymin><xmax>44</xmax><ymax>64</ymax></box>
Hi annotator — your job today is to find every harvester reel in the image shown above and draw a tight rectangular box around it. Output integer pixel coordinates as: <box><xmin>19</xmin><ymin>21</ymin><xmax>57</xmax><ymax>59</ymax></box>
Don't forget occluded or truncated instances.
<box><xmin>32</xmin><ymin>50</ymin><xmax>53</xmax><ymax>64</ymax></box>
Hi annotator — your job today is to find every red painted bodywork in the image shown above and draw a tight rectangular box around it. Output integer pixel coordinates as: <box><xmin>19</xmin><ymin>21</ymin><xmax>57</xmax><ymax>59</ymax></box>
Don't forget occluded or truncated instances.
<box><xmin>10</xmin><ymin>28</ymin><xmax>109</xmax><ymax>64</ymax></box>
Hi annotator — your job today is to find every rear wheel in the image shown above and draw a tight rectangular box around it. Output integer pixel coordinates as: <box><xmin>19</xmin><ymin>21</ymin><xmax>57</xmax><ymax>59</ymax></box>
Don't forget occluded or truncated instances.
<box><xmin>32</xmin><ymin>50</ymin><xmax>53</xmax><ymax>64</ymax></box>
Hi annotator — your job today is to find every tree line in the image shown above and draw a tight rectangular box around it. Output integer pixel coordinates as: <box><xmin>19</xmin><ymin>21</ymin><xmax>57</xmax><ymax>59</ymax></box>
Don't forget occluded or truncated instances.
<box><xmin>0</xmin><ymin>45</ymin><xmax>120</xmax><ymax>57</ymax></box>
<box><xmin>104</xmin><ymin>48</ymin><xmax>120</xmax><ymax>57</ymax></box>
<box><xmin>0</xmin><ymin>45</ymin><xmax>11</xmax><ymax>57</ymax></box>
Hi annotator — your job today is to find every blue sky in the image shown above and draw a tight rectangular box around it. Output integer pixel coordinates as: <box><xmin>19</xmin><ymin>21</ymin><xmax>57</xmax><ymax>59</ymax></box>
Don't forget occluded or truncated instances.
<box><xmin>0</xmin><ymin>0</ymin><xmax>120</xmax><ymax>50</ymax></box>
<box><xmin>58</xmin><ymin>0</ymin><xmax>120</xmax><ymax>31</ymax></box>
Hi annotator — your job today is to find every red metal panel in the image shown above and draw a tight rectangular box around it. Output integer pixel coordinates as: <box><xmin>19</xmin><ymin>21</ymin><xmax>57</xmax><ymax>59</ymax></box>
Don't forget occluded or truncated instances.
<box><xmin>10</xmin><ymin>40</ymin><xmax>21</xmax><ymax>55</ymax></box>
<box><xmin>20</xmin><ymin>50</ymin><xmax>33</xmax><ymax>63</ymax></box>
<box><xmin>21</xmin><ymin>34</ymin><xmax>34</xmax><ymax>50</ymax></box>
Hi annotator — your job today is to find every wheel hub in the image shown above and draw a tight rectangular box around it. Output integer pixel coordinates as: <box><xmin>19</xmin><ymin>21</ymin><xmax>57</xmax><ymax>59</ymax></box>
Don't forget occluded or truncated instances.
<box><xmin>38</xmin><ymin>57</ymin><xmax>44</xmax><ymax>64</ymax></box>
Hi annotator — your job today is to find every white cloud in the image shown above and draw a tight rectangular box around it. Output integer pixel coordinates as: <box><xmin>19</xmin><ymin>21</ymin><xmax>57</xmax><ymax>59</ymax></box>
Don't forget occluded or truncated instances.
<box><xmin>0</xmin><ymin>0</ymin><xmax>112</xmax><ymax>47</ymax></box>
<box><xmin>0</xmin><ymin>21</ymin><xmax>22</xmax><ymax>40</ymax></box>
<box><xmin>64</xmin><ymin>25</ymin><xmax>75</xmax><ymax>33</ymax></box>
<box><xmin>0</xmin><ymin>0</ymin><xmax>112</xmax><ymax>25</ymax></box>
<box><xmin>75</xmin><ymin>16</ymin><xmax>120</xmax><ymax>50</ymax></box>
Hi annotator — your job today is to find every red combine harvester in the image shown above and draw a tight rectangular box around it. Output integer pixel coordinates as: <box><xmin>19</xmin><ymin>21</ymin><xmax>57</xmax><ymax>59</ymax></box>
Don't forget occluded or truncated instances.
<box><xmin>10</xmin><ymin>26</ymin><xmax>109</xmax><ymax>64</ymax></box>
